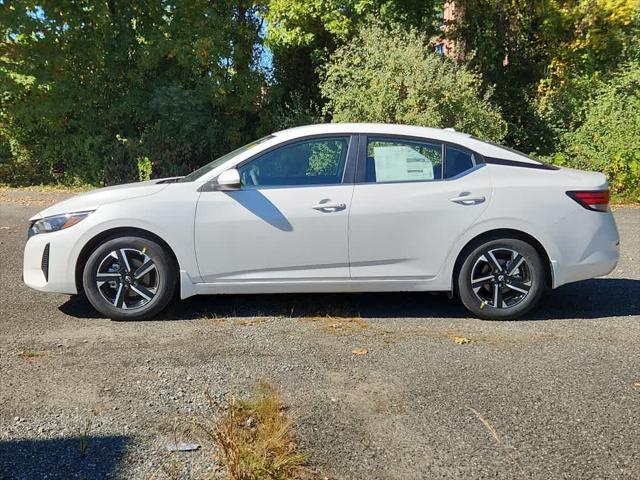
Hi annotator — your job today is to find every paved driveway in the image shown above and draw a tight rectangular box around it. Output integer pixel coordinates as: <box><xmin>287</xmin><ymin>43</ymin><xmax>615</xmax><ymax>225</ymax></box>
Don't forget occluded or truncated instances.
<box><xmin>1</xmin><ymin>190</ymin><xmax>638</xmax><ymax>479</ymax></box>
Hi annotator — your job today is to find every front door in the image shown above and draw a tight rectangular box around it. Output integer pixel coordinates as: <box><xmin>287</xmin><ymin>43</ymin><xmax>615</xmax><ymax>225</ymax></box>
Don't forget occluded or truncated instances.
<box><xmin>194</xmin><ymin>136</ymin><xmax>355</xmax><ymax>283</ymax></box>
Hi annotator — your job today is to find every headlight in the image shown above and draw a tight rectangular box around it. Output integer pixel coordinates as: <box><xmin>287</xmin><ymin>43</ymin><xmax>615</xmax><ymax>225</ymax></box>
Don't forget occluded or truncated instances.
<box><xmin>28</xmin><ymin>211</ymin><xmax>94</xmax><ymax>238</ymax></box>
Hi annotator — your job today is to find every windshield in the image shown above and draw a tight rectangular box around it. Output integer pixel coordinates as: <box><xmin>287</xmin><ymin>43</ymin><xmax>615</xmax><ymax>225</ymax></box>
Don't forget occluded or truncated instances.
<box><xmin>179</xmin><ymin>135</ymin><xmax>275</xmax><ymax>182</ymax></box>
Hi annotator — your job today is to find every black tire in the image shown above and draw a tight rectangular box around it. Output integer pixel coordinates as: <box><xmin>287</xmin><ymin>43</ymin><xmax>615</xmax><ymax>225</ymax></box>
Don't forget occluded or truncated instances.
<box><xmin>82</xmin><ymin>236</ymin><xmax>176</xmax><ymax>320</ymax></box>
<box><xmin>457</xmin><ymin>237</ymin><xmax>546</xmax><ymax>320</ymax></box>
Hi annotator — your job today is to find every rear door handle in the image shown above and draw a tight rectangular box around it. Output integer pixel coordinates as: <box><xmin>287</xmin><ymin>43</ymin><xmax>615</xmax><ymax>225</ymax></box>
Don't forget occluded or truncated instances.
<box><xmin>450</xmin><ymin>195</ymin><xmax>486</xmax><ymax>205</ymax></box>
<box><xmin>312</xmin><ymin>202</ymin><xmax>347</xmax><ymax>212</ymax></box>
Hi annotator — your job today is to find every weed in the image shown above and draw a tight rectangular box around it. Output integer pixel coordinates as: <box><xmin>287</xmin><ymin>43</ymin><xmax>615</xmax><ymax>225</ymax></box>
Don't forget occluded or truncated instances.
<box><xmin>198</xmin><ymin>382</ymin><xmax>307</xmax><ymax>480</ymax></box>
<box><xmin>79</xmin><ymin>416</ymin><xmax>93</xmax><ymax>457</ymax></box>
<box><xmin>18</xmin><ymin>350</ymin><xmax>44</xmax><ymax>360</ymax></box>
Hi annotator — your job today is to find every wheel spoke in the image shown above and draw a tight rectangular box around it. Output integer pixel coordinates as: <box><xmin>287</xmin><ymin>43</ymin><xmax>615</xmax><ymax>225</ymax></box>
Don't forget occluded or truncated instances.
<box><xmin>134</xmin><ymin>259</ymin><xmax>156</xmax><ymax>279</ymax></box>
<box><xmin>486</xmin><ymin>250</ymin><xmax>503</xmax><ymax>273</ymax></box>
<box><xmin>493</xmin><ymin>284</ymin><xmax>503</xmax><ymax>308</ymax></box>
<box><xmin>130</xmin><ymin>284</ymin><xmax>154</xmax><ymax>301</ymax></box>
<box><xmin>117</xmin><ymin>249</ymin><xmax>131</xmax><ymax>272</ymax></box>
<box><xmin>96</xmin><ymin>273</ymin><xmax>120</xmax><ymax>283</ymax></box>
<box><xmin>507</xmin><ymin>280</ymin><xmax>531</xmax><ymax>294</ymax></box>
<box><xmin>507</xmin><ymin>254</ymin><xmax>525</xmax><ymax>276</ymax></box>
<box><xmin>471</xmin><ymin>275</ymin><xmax>493</xmax><ymax>287</ymax></box>
<box><xmin>113</xmin><ymin>283</ymin><xmax>125</xmax><ymax>308</ymax></box>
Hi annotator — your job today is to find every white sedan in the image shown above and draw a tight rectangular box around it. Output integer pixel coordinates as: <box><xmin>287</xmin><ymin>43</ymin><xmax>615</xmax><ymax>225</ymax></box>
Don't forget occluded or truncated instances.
<box><xmin>23</xmin><ymin>123</ymin><xmax>619</xmax><ymax>320</ymax></box>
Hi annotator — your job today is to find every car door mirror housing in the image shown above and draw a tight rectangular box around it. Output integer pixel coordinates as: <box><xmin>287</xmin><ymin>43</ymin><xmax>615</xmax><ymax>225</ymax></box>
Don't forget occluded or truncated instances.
<box><xmin>214</xmin><ymin>169</ymin><xmax>241</xmax><ymax>191</ymax></box>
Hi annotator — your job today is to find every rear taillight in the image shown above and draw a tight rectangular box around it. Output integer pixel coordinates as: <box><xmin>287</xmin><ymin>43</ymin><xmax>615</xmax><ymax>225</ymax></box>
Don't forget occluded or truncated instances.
<box><xmin>566</xmin><ymin>190</ymin><xmax>610</xmax><ymax>212</ymax></box>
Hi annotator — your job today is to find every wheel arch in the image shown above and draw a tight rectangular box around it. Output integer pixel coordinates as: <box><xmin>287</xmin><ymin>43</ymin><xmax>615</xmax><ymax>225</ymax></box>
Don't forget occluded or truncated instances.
<box><xmin>451</xmin><ymin>228</ymin><xmax>553</xmax><ymax>295</ymax></box>
<box><xmin>75</xmin><ymin>227</ymin><xmax>179</xmax><ymax>293</ymax></box>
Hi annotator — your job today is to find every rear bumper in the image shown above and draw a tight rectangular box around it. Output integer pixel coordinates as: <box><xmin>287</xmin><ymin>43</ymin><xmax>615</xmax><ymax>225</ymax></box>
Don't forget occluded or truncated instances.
<box><xmin>550</xmin><ymin>210</ymin><xmax>620</xmax><ymax>288</ymax></box>
<box><xmin>23</xmin><ymin>230</ymin><xmax>79</xmax><ymax>294</ymax></box>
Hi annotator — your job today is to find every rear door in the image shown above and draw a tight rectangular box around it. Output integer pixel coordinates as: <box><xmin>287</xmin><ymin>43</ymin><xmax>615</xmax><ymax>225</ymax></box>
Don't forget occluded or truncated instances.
<box><xmin>348</xmin><ymin>135</ymin><xmax>492</xmax><ymax>280</ymax></box>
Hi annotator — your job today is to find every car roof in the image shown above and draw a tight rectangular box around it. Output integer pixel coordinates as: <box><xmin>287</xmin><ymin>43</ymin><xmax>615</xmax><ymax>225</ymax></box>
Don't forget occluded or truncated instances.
<box><xmin>271</xmin><ymin>123</ymin><xmax>541</xmax><ymax>165</ymax></box>
<box><xmin>273</xmin><ymin>123</ymin><xmax>471</xmax><ymax>142</ymax></box>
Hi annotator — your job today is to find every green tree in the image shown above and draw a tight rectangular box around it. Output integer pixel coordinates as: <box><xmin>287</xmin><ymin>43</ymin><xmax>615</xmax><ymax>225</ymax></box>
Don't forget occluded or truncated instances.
<box><xmin>446</xmin><ymin>0</ymin><xmax>639</xmax><ymax>154</ymax></box>
<box><xmin>536</xmin><ymin>2</ymin><xmax>640</xmax><ymax>145</ymax></box>
<box><xmin>0</xmin><ymin>0</ymin><xmax>268</xmax><ymax>185</ymax></box>
<box><xmin>444</xmin><ymin>0</ymin><xmax>563</xmax><ymax>153</ymax></box>
<box><xmin>550</xmin><ymin>62</ymin><xmax>640</xmax><ymax>200</ymax></box>
<box><xmin>321</xmin><ymin>23</ymin><xmax>507</xmax><ymax>141</ymax></box>
<box><xmin>264</xmin><ymin>0</ymin><xmax>442</xmax><ymax>124</ymax></box>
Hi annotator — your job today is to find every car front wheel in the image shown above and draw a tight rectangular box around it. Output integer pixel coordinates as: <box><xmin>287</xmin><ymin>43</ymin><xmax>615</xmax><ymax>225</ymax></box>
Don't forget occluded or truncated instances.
<box><xmin>82</xmin><ymin>236</ymin><xmax>176</xmax><ymax>320</ymax></box>
<box><xmin>457</xmin><ymin>237</ymin><xmax>546</xmax><ymax>320</ymax></box>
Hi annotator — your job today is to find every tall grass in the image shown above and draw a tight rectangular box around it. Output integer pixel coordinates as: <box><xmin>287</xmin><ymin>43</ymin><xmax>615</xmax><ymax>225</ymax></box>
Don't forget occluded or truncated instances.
<box><xmin>198</xmin><ymin>383</ymin><xmax>307</xmax><ymax>480</ymax></box>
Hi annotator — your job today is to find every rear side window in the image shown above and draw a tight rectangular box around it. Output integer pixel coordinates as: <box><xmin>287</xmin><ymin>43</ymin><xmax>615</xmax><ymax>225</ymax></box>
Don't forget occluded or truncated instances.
<box><xmin>365</xmin><ymin>137</ymin><xmax>443</xmax><ymax>182</ymax></box>
<box><xmin>444</xmin><ymin>146</ymin><xmax>476</xmax><ymax>178</ymax></box>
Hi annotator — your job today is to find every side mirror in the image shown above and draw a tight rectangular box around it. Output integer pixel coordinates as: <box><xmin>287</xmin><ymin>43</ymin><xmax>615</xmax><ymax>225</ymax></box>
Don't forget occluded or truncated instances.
<box><xmin>214</xmin><ymin>168</ymin><xmax>241</xmax><ymax>191</ymax></box>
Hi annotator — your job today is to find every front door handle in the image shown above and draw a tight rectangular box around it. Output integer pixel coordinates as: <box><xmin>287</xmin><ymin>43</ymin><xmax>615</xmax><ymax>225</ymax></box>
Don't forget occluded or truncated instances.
<box><xmin>450</xmin><ymin>195</ymin><xmax>486</xmax><ymax>206</ymax></box>
<box><xmin>312</xmin><ymin>201</ymin><xmax>347</xmax><ymax>212</ymax></box>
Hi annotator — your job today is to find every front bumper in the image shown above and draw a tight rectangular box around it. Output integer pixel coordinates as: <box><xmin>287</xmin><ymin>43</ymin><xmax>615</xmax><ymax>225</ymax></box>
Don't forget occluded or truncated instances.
<box><xmin>23</xmin><ymin>229</ymin><xmax>79</xmax><ymax>294</ymax></box>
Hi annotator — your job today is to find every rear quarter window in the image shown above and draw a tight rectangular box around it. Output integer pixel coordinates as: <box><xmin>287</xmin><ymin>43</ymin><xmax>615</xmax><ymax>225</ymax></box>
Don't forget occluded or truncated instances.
<box><xmin>445</xmin><ymin>146</ymin><xmax>477</xmax><ymax>178</ymax></box>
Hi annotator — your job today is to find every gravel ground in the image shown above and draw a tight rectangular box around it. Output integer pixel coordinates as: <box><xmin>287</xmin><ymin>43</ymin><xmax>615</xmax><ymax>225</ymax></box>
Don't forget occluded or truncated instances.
<box><xmin>0</xmin><ymin>189</ymin><xmax>639</xmax><ymax>480</ymax></box>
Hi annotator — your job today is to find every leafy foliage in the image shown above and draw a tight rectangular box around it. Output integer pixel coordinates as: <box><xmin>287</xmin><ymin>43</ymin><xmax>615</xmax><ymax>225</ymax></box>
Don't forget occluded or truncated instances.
<box><xmin>321</xmin><ymin>24</ymin><xmax>507</xmax><ymax>141</ymax></box>
<box><xmin>0</xmin><ymin>1</ymin><xmax>638</xmax><ymax>197</ymax></box>
<box><xmin>264</xmin><ymin>0</ymin><xmax>442</xmax><ymax>123</ymax></box>
<box><xmin>446</xmin><ymin>0</ymin><xmax>640</xmax><ymax>154</ymax></box>
<box><xmin>0</xmin><ymin>0</ymin><xmax>268</xmax><ymax>185</ymax></box>
<box><xmin>549</xmin><ymin>62</ymin><xmax>640</xmax><ymax>200</ymax></box>
<box><xmin>266</xmin><ymin>0</ymin><xmax>441</xmax><ymax>47</ymax></box>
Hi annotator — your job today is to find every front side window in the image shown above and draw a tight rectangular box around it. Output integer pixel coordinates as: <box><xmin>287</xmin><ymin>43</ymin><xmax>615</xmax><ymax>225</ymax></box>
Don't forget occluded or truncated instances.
<box><xmin>365</xmin><ymin>137</ymin><xmax>443</xmax><ymax>182</ymax></box>
<box><xmin>238</xmin><ymin>137</ymin><xmax>349</xmax><ymax>187</ymax></box>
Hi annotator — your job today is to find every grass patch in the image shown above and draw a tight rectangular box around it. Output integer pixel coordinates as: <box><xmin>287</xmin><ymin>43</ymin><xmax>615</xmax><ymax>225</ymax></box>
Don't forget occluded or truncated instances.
<box><xmin>300</xmin><ymin>313</ymin><xmax>368</xmax><ymax>335</ymax></box>
<box><xmin>0</xmin><ymin>184</ymin><xmax>91</xmax><ymax>193</ymax></box>
<box><xmin>18</xmin><ymin>350</ymin><xmax>44</xmax><ymax>360</ymax></box>
<box><xmin>232</xmin><ymin>318</ymin><xmax>268</xmax><ymax>327</ymax></box>
<box><xmin>610</xmin><ymin>191</ymin><xmax>640</xmax><ymax>206</ymax></box>
<box><xmin>198</xmin><ymin>382</ymin><xmax>307</xmax><ymax>480</ymax></box>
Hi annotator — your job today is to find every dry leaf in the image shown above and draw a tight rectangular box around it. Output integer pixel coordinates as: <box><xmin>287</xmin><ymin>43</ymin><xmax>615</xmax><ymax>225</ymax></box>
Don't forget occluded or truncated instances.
<box><xmin>453</xmin><ymin>336</ymin><xmax>471</xmax><ymax>345</ymax></box>
<box><xmin>352</xmin><ymin>347</ymin><xmax>368</xmax><ymax>355</ymax></box>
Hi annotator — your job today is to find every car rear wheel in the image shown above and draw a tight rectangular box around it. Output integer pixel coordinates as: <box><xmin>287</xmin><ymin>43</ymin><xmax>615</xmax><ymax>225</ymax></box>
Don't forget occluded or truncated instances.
<box><xmin>82</xmin><ymin>236</ymin><xmax>176</xmax><ymax>320</ymax></box>
<box><xmin>457</xmin><ymin>237</ymin><xmax>546</xmax><ymax>320</ymax></box>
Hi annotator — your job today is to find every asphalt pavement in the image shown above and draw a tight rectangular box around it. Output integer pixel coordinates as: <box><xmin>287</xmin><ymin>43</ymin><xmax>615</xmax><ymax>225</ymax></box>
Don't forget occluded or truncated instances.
<box><xmin>0</xmin><ymin>189</ymin><xmax>638</xmax><ymax>479</ymax></box>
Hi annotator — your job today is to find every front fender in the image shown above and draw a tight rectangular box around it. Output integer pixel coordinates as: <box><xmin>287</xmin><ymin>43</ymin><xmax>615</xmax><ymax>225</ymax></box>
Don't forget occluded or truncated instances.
<box><xmin>70</xmin><ymin>193</ymin><xmax>201</xmax><ymax>288</ymax></box>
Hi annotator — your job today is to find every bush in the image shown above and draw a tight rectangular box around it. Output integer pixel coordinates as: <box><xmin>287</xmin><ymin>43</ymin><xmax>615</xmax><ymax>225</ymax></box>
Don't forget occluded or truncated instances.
<box><xmin>549</xmin><ymin>62</ymin><xmax>640</xmax><ymax>201</ymax></box>
<box><xmin>320</xmin><ymin>23</ymin><xmax>507</xmax><ymax>142</ymax></box>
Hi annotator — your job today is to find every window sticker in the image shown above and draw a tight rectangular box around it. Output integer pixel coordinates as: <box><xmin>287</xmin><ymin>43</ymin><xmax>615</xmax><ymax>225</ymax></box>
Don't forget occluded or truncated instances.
<box><xmin>373</xmin><ymin>146</ymin><xmax>434</xmax><ymax>182</ymax></box>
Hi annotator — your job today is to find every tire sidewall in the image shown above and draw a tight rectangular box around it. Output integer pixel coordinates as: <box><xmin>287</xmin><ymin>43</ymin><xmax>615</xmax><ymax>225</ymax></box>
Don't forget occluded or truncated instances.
<box><xmin>82</xmin><ymin>236</ymin><xmax>176</xmax><ymax>320</ymax></box>
<box><xmin>457</xmin><ymin>238</ymin><xmax>545</xmax><ymax>320</ymax></box>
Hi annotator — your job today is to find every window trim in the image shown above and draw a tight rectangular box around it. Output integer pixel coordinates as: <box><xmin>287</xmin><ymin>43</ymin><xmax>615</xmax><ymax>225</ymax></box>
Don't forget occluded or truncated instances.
<box><xmin>355</xmin><ymin>134</ymin><xmax>484</xmax><ymax>185</ymax></box>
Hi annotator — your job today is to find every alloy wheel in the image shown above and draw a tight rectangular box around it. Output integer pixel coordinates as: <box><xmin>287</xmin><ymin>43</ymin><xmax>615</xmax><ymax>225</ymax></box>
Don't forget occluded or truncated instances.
<box><xmin>95</xmin><ymin>248</ymin><xmax>159</xmax><ymax>310</ymax></box>
<box><xmin>470</xmin><ymin>248</ymin><xmax>532</xmax><ymax>309</ymax></box>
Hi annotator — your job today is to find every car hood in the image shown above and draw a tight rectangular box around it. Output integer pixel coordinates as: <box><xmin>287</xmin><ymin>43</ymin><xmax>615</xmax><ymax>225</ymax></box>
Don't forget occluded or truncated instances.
<box><xmin>29</xmin><ymin>177</ymin><xmax>181</xmax><ymax>221</ymax></box>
